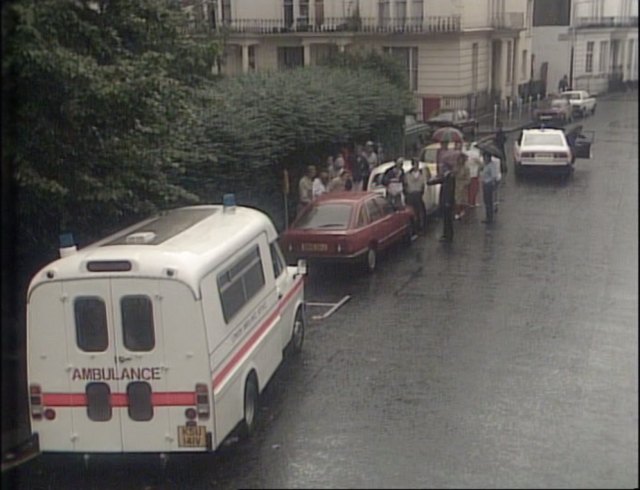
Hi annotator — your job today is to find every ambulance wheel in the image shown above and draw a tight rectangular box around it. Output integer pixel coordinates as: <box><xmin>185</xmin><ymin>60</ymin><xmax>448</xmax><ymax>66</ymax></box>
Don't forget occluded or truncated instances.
<box><xmin>240</xmin><ymin>373</ymin><xmax>259</xmax><ymax>439</ymax></box>
<box><xmin>285</xmin><ymin>308</ymin><xmax>305</xmax><ymax>357</ymax></box>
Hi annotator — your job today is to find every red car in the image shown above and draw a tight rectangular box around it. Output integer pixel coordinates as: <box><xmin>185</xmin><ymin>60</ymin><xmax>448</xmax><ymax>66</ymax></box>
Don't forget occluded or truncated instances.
<box><xmin>280</xmin><ymin>192</ymin><xmax>415</xmax><ymax>272</ymax></box>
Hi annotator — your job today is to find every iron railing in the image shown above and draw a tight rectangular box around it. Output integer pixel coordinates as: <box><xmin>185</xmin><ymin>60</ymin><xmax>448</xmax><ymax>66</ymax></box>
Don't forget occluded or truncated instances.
<box><xmin>575</xmin><ymin>16</ymin><xmax>638</xmax><ymax>28</ymax></box>
<box><xmin>183</xmin><ymin>15</ymin><xmax>462</xmax><ymax>35</ymax></box>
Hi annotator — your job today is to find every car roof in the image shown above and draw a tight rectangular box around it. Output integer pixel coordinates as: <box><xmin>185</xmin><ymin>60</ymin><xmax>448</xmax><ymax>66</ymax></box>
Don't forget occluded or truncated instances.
<box><xmin>522</xmin><ymin>128</ymin><xmax>565</xmax><ymax>135</ymax></box>
<box><xmin>313</xmin><ymin>191</ymin><xmax>376</xmax><ymax>204</ymax></box>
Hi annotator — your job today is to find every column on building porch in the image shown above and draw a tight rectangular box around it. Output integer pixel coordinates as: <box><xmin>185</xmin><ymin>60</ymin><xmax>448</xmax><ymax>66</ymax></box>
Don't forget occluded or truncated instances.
<box><xmin>303</xmin><ymin>43</ymin><xmax>311</xmax><ymax>66</ymax></box>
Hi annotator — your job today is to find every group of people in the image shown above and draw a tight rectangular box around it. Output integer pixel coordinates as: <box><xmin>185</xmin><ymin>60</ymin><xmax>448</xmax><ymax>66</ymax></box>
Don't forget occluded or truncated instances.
<box><xmin>296</xmin><ymin>140</ymin><xmax>383</xmax><ymax>216</ymax></box>
<box><xmin>428</xmin><ymin>137</ymin><xmax>503</xmax><ymax>242</ymax></box>
<box><xmin>296</xmin><ymin>134</ymin><xmax>505</xmax><ymax>243</ymax></box>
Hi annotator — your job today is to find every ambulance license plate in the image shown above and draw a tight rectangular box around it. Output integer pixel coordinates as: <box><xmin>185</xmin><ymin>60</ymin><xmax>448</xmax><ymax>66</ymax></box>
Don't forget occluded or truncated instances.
<box><xmin>177</xmin><ymin>426</ymin><xmax>206</xmax><ymax>448</ymax></box>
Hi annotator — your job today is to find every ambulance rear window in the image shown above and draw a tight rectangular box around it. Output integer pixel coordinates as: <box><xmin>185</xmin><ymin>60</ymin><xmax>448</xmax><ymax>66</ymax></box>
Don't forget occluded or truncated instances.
<box><xmin>74</xmin><ymin>297</ymin><xmax>108</xmax><ymax>352</ymax></box>
<box><xmin>121</xmin><ymin>296</ymin><xmax>155</xmax><ymax>351</ymax></box>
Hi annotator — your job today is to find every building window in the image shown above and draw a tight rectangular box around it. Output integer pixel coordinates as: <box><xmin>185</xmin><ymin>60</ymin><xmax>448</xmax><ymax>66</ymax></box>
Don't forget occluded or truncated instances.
<box><xmin>315</xmin><ymin>0</ymin><xmax>324</xmax><ymax>26</ymax></box>
<box><xmin>506</xmin><ymin>41</ymin><xmax>512</xmax><ymax>82</ymax></box>
<box><xmin>221</xmin><ymin>0</ymin><xmax>231</xmax><ymax>24</ymax></box>
<box><xmin>471</xmin><ymin>43</ymin><xmax>479</xmax><ymax>92</ymax></box>
<box><xmin>412</xmin><ymin>0</ymin><xmax>423</xmax><ymax>26</ymax></box>
<box><xmin>384</xmin><ymin>46</ymin><xmax>418</xmax><ymax>91</ymax></box>
<box><xmin>277</xmin><ymin>47</ymin><xmax>304</xmax><ymax>69</ymax></box>
<box><xmin>521</xmin><ymin>49</ymin><xmax>527</xmax><ymax>79</ymax></box>
<box><xmin>378</xmin><ymin>0</ymin><xmax>390</xmax><ymax>28</ymax></box>
<box><xmin>599</xmin><ymin>41</ymin><xmax>608</xmax><ymax>72</ymax></box>
<box><xmin>585</xmin><ymin>41</ymin><xmax>594</xmax><ymax>73</ymax></box>
<box><xmin>284</xmin><ymin>0</ymin><xmax>294</xmax><ymax>28</ymax></box>
<box><xmin>396</xmin><ymin>0</ymin><xmax>407</xmax><ymax>27</ymax></box>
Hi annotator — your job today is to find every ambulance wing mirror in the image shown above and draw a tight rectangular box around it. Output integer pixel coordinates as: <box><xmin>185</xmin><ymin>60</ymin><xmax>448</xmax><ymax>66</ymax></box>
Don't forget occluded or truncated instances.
<box><xmin>296</xmin><ymin>259</ymin><xmax>308</xmax><ymax>276</ymax></box>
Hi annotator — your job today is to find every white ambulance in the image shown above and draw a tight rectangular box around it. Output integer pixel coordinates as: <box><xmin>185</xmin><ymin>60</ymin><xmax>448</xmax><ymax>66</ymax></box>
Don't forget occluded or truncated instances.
<box><xmin>26</xmin><ymin>200</ymin><xmax>306</xmax><ymax>455</ymax></box>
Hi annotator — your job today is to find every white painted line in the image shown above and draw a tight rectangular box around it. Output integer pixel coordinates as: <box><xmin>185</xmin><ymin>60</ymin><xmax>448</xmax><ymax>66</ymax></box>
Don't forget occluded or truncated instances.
<box><xmin>311</xmin><ymin>295</ymin><xmax>351</xmax><ymax>320</ymax></box>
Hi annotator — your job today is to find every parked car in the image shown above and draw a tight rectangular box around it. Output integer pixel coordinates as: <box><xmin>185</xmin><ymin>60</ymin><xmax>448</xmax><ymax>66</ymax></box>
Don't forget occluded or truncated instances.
<box><xmin>367</xmin><ymin>159</ymin><xmax>441</xmax><ymax>215</ymax></box>
<box><xmin>280</xmin><ymin>192</ymin><xmax>414</xmax><ymax>272</ymax></box>
<box><xmin>513</xmin><ymin>125</ymin><xmax>592</xmax><ymax>177</ymax></box>
<box><xmin>560</xmin><ymin>90</ymin><xmax>597</xmax><ymax>117</ymax></box>
<box><xmin>534</xmin><ymin>98</ymin><xmax>573</xmax><ymax>123</ymax></box>
<box><xmin>426</xmin><ymin>109</ymin><xmax>478</xmax><ymax>137</ymax></box>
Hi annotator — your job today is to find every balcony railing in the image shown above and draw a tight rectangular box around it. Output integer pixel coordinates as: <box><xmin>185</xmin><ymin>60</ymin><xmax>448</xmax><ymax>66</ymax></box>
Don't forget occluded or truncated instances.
<box><xmin>491</xmin><ymin>12</ymin><xmax>525</xmax><ymax>30</ymax></box>
<box><xmin>575</xmin><ymin>16</ymin><xmax>639</xmax><ymax>28</ymax></box>
<box><xmin>183</xmin><ymin>15</ymin><xmax>462</xmax><ymax>35</ymax></box>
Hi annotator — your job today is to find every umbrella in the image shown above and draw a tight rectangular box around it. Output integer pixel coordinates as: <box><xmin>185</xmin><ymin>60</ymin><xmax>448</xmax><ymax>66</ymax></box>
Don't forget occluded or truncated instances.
<box><xmin>474</xmin><ymin>137</ymin><xmax>503</xmax><ymax>160</ymax></box>
<box><xmin>431</xmin><ymin>126</ymin><xmax>464</xmax><ymax>144</ymax></box>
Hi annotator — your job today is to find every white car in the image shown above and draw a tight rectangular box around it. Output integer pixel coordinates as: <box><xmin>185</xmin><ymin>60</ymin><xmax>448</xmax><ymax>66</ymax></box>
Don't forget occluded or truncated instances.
<box><xmin>367</xmin><ymin>159</ymin><xmax>441</xmax><ymax>215</ymax></box>
<box><xmin>513</xmin><ymin>128</ymin><xmax>574</xmax><ymax>177</ymax></box>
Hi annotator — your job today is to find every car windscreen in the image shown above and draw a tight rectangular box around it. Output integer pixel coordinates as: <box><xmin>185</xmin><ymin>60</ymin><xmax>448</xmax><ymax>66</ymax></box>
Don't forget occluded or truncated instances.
<box><xmin>522</xmin><ymin>133</ymin><xmax>565</xmax><ymax>146</ymax></box>
<box><xmin>430</xmin><ymin>112</ymin><xmax>454</xmax><ymax>122</ymax></box>
<box><xmin>295</xmin><ymin>203</ymin><xmax>353</xmax><ymax>230</ymax></box>
<box><xmin>422</xmin><ymin>148</ymin><xmax>439</xmax><ymax>162</ymax></box>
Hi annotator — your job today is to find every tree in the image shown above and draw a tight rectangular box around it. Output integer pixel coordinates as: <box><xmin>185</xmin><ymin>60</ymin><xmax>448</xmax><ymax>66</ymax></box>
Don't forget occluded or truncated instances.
<box><xmin>2</xmin><ymin>0</ymin><xmax>221</xmax><ymax>270</ymax></box>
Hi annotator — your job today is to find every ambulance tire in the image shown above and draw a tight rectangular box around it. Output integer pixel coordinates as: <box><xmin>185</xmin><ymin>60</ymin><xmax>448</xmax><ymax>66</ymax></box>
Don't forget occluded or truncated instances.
<box><xmin>240</xmin><ymin>373</ymin><xmax>259</xmax><ymax>439</ymax></box>
<box><xmin>285</xmin><ymin>308</ymin><xmax>305</xmax><ymax>358</ymax></box>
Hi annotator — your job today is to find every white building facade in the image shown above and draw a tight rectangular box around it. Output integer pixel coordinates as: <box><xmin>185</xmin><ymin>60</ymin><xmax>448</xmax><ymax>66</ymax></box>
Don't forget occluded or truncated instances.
<box><xmin>532</xmin><ymin>0</ymin><xmax>638</xmax><ymax>95</ymax></box>
<box><xmin>184</xmin><ymin>0</ymin><xmax>534</xmax><ymax>120</ymax></box>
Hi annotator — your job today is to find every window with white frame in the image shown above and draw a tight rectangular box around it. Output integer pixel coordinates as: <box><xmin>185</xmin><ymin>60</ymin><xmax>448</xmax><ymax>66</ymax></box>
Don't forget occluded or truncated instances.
<box><xmin>599</xmin><ymin>41</ymin><xmax>608</xmax><ymax>72</ymax></box>
<box><xmin>471</xmin><ymin>43</ymin><xmax>479</xmax><ymax>92</ymax></box>
<box><xmin>384</xmin><ymin>46</ymin><xmax>419</xmax><ymax>91</ymax></box>
<box><xmin>412</xmin><ymin>0</ymin><xmax>423</xmax><ymax>26</ymax></box>
<box><xmin>506</xmin><ymin>41</ymin><xmax>512</xmax><ymax>82</ymax></box>
<box><xmin>585</xmin><ymin>41</ymin><xmax>594</xmax><ymax>73</ymax></box>
<box><xmin>378</xmin><ymin>0</ymin><xmax>390</xmax><ymax>28</ymax></box>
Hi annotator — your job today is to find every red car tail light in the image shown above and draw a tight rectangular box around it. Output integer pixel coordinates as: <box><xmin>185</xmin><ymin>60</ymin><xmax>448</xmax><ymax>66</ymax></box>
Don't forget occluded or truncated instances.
<box><xmin>30</xmin><ymin>384</ymin><xmax>43</xmax><ymax>420</ymax></box>
<box><xmin>553</xmin><ymin>152</ymin><xmax>568</xmax><ymax>159</ymax></box>
<box><xmin>195</xmin><ymin>383</ymin><xmax>210</xmax><ymax>420</ymax></box>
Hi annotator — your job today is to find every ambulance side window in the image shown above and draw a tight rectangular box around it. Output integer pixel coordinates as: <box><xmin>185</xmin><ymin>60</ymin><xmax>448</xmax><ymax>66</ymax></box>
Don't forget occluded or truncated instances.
<box><xmin>218</xmin><ymin>245</ymin><xmax>266</xmax><ymax>323</ymax></box>
<box><xmin>121</xmin><ymin>295</ymin><xmax>155</xmax><ymax>351</ymax></box>
<box><xmin>270</xmin><ymin>242</ymin><xmax>285</xmax><ymax>278</ymax></box>
<box><xmin>74</xmin><ymin>297</ymin><xmax>108</xmax><ymax>352</ymax></box>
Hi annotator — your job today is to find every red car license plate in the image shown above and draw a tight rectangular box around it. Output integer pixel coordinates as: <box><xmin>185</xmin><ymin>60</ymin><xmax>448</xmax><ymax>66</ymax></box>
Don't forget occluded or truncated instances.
<box><xmin>301</xmin><ymin>243</ymin><xmax>328</xmax><ymax>252</ymax></box>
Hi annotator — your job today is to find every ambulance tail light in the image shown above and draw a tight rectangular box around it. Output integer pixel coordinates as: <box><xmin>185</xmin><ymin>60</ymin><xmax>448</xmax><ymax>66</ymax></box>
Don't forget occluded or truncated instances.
<box><xmin>195</xmin><ymin>383</ymin><xmax>210</xmax><ymax>420</ymax></box>
<box><xmin>30</xmin><ymin>384</ymin><xmax>43</xmax><ymax>420</ymax></box>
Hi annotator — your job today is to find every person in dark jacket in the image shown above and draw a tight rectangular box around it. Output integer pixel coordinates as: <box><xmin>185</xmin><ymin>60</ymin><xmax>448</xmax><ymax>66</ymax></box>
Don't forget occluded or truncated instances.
<box><xmin>495</xmin><ymin>122</ymin><xmax>507</xmax><ymax>173</ymax></box>
<box><xmin>427</xmin><ymin>154</ymin><xmax>458</xmax><ymax>242</ymax></box>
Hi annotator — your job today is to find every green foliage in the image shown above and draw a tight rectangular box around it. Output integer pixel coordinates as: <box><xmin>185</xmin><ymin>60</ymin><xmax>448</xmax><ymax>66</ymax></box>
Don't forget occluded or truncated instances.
<box><xmin>2</xmin><ymin>0</ymin><xmax>221</xmax><ymax>262</ymax></box>
<box><xmin>180</xmin><ymin>65</ymin><xmax>413</xmax><ymax>206</ymax></box>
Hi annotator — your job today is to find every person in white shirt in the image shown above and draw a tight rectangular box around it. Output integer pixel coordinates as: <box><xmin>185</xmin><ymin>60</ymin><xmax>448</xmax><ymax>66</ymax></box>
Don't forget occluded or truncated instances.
<box><xmin>480</xmin><ymin>151</ymin><xmax>500</xmax><ymax>224</ymax></box>
<box><xmin>465</xmin><ymin>147</ymin><xmax>482</xmax><ymax>207</ymax></box>
<box><xmin>312</xmin><ymin>170</ymin><xmax>330</xmax><ymax>199</ymax></box>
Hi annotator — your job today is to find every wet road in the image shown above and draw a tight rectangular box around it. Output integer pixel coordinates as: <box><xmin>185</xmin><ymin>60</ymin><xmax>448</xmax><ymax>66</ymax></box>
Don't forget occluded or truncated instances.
<box><xmin>6</xmin><ymin>92</ymin><xmax>638</xmax><ymax>489</ymax></box>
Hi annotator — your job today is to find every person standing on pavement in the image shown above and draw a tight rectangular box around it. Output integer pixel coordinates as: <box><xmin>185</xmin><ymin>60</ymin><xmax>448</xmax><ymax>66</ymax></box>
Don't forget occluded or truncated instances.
<box><xmin>559</xmin><ymin>74</ymin><xmax>569</xmax><ymax>93</ymax></box>
<box><xmin>428</xmin><ymin>156</ymin><xmax>456</xmax><ymax>242</ymax></box>
<box><xmin>453</xmin><ymin>153</ymin><xmax>470</xmax><ymax>220</ymax></box>
<box><xmin>357</xmin><ymin>145</ymin><xmax>370</xmax><ymax>191</ymax></box>
<box><xmin>466</xmin><ymin>146</ymin><xmax>482</xmax><ymax>208</ymax></box>
<box><xmin>495</xmin><ymin>122</ymin><xmax>508</xmax><ymax>173</ymax></box>
<box><xmin>312</xmin><ymin>170</ymin><xmax>330</xmax><ymax>199</ymax></box>
<box><xmin>404</xmin><ymin>158</ymin><xmax>427</xmax><ymax>233</ymax></box>
<box><xmin>382</xmin><ymin>158</ymin><xmax>405</xmax><ymax>209</ymax></box>
<box><xmin>480</xmin><ymin>151</ymin><xmax>499</xmax><ymax>224</ymax></box>
<box><xmin>297</xmin><ymin>165</ymin><xmax>316</xmax><ymax>216</ymax></box>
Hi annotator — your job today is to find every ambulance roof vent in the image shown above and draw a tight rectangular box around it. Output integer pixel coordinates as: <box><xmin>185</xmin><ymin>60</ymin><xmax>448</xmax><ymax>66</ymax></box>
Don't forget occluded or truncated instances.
<box><xmin>125</xmin><ymin>231</ymin><xmax>156</xmax><ymax>245</ymax></box>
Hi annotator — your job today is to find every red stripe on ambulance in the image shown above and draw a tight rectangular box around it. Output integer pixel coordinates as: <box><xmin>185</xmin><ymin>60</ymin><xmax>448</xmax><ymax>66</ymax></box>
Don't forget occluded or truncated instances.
<box><xmin>212</xmin><ymin>278</ymin><xmax>303</xmax><ymax>391</ymax></box>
